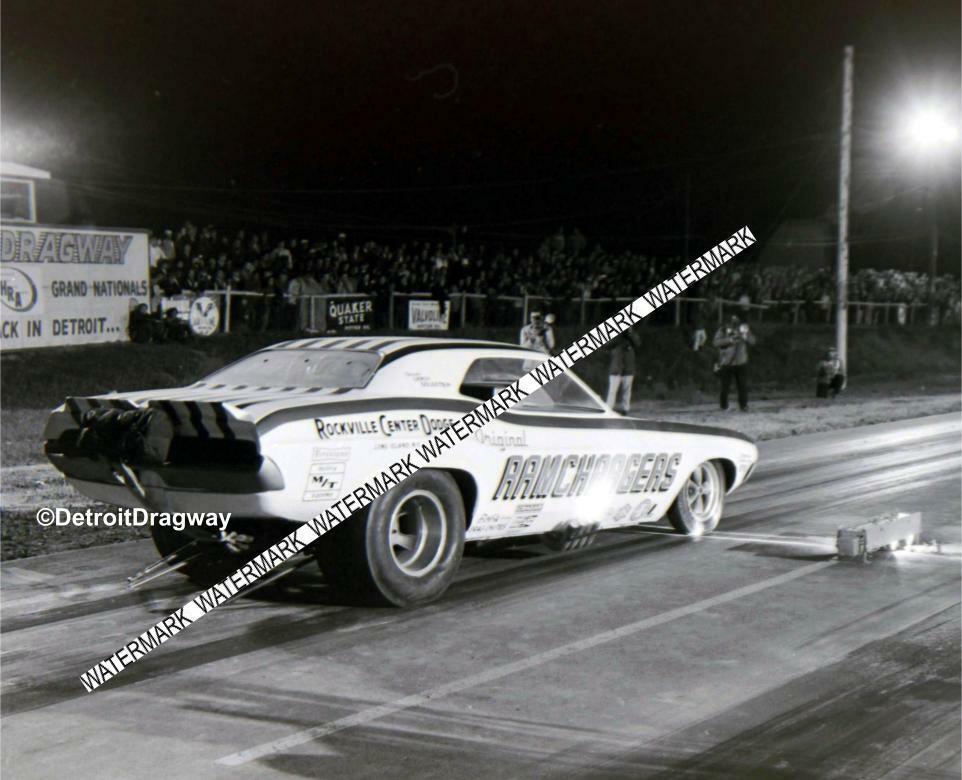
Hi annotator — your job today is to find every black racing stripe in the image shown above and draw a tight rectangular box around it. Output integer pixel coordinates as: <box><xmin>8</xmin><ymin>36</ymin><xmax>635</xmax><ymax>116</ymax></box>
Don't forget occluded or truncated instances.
<box><xmin>281</xmin><ymin>386</ymin><xmax>297</xmax><ymax>392</ymax></box>
<box><xmin>159</xmin><ymin>400</ymin><xmax>182</xmax><ymax>427</ymax></box>
<box><xmin>231</xmin><ymin>385</ymin><xmax>248</xmax><ymax>391</ymax></box>
<box><xmin>320</xmin><ymin>338</ymin><xmax>348</xmax><ymax>349</ymax></box>
<box><xmin>365</xmin><ymin>338</ymin><xmax>400</xmax><ymax>351</ymax></box>
<box><xmin>296</xmin><ymin>338</ymin><xmax>325</xmax><ymax>348</ymax></box>
<box><xmin>378</xmin><ymin>342</ymin><xmax>533</xmax><ymax>367</ymax></box>
<box><xmin>212</xmin><ymin>402</ymin><xmax>236</xmax><ymax>440</ymax></box>
<box><xmin>185</xmin><ymin>401</ymin><xmax>210</xmax><ymax>439</ymax></box>
<box><xmin>257</xmin><ymin>396</ymin><xmax>754</xmax><ymax>443</ymax></box>
<box><xmin>348</xmin><ymin>338</ymin><xmax>379</xmax><ymax>349</ymax></box>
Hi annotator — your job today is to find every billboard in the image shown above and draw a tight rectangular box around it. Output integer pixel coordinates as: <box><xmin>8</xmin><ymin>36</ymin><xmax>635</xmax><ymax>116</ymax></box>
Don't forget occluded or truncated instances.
<box><xmin>408</xmin><ymin>299</ymin><xmax>451</xmax><ymax>331</ymax></box>
<box><xmin>323</xmin><ymin>295</ymin><xmax>374</xmax><ymax>331</ymax></box>
<box><xmin>1</xmin><ymin>225</ymin><xmax>150</xmax><ymax>349</ymax></box>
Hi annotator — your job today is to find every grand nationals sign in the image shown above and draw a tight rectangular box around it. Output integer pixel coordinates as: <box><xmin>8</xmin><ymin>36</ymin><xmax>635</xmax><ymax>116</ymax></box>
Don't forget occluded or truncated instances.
<box><xmin>0</xmin><ymin>225</ymin><xmax>149</xmax><ymax>349</ymax></box>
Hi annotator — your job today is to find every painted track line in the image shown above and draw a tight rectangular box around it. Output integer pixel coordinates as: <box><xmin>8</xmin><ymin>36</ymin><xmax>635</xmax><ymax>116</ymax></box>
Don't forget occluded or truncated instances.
<box><xmin>216</xmin><ymin>558</ymin><xmax>836</xmax><ymax>766</ymax></box>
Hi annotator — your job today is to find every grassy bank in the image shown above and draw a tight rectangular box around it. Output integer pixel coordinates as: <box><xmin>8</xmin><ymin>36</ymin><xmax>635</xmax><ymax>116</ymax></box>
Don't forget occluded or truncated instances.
<box><xmin>2</xmin><ymin>325</ymin><xmax>958</xmax><ymax>467</ymax></box>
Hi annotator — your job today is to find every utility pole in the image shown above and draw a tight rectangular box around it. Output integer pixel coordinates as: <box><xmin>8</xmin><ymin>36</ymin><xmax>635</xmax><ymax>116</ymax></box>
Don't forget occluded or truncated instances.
<box><xmin>836</xmin><ymin>45</ymin><xmax>853</xmax><ymax>371</ymax></box>
<box><xmin>926</xmin><ymin>181</ymin><xmax>939</xmax><ymax>324</ymax></box>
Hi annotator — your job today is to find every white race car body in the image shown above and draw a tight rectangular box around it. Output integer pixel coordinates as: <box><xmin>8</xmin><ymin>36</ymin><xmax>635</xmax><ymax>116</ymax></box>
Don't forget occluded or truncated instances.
<box><xmin>44</xmin><ymin>336</ymin><xmax>758</xmax><ymax>542</ymax></box>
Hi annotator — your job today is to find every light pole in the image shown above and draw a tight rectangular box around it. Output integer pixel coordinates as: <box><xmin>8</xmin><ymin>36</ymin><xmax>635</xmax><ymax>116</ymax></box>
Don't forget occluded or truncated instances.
<box><xmin>902</xmin><ymin>108</ymin><xmax>958</xmax><ymax>323</ymax></box>
<box><xmin>836</xmin><ymin>46</ymin><xmax>853</xmax><ymax>370</ymax></box>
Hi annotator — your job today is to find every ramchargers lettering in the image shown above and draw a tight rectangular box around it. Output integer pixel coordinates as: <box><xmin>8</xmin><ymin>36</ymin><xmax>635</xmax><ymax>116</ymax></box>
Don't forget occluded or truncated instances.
<box><xmin>493</xmin><ymin>452</ymin><xmax>682</xmax><ymax>500</ymax></box>
<box><xmin>1</xmin><ymin>228</ymin><xmax>134</xmax><ymax>265</ymax></box>
<box><xmin>80</xmin><ymin>226</ymin><xmax>755</xmax><ymax>692</ymax></box>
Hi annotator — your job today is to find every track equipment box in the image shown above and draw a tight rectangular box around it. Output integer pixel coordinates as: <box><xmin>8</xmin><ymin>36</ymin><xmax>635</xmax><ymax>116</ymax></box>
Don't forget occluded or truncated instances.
<box><xmin>836</xmin><ymin>512</ymin><xmax>921</xmax><ymax>558</ymax></box>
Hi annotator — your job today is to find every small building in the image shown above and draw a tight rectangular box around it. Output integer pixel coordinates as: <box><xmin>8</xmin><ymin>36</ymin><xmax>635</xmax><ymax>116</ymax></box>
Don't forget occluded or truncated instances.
<box><xmin>0</xmin><ymin>161</ymin><xmax>51</xmax><ymax>224</ymax></box>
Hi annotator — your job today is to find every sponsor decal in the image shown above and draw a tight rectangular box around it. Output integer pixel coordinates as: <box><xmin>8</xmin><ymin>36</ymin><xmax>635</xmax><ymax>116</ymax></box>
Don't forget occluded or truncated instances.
<box><xmin>404</xmin><ymin>371</ymin><xmax>451</xmax><ymax>389</ymax></box>
<box><xmin>473</xmin><ymin>429</ymin><xmax>528</xmax><ymax>451</ymax></box>
<box><xmin>629</xmin><ymin>499</ymin><xmax>658</xmax><ymax>523</ymax></box>
<box><xmin>492</xmin><ymin>452</ymin><xmax>682</xmax><ymax>500</ymax></box>
<box><xmin>469</xmin><ymin>513</ymin><xmax>512</xmax><ymax>533</ymax></box>
<box><xmin>315</xmin><ymin>413</ymin><xmax>457</xmax><ymax>440</ymax></box>
<box><xmin>510</xmin><ymin>501</ymin><xmax>544</xmax><ymax>530</ymax></box>
<box><xmin>312</xmin><ymin>447</ymin><xmax>350</xmax><ymax>461</ymax></box>
<box><xmin>303</xmin><ymin>461</ymin><xmax>346</xmax><ymax>502</ymax></box>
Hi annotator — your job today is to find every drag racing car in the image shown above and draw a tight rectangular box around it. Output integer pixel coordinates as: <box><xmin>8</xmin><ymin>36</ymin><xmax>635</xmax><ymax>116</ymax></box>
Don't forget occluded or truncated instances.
<box><xmin>44</xmin><ymin>336</ymin><xmax>759</xmax><ymax>605</ymax></box>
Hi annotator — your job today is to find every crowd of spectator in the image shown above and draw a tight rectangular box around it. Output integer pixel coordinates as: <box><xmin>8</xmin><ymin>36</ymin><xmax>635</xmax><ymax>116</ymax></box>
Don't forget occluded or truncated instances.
<box><xmin>147</xmin><ymin>222</ymin><xmax>961</xmax><ymax>330</ymax></box>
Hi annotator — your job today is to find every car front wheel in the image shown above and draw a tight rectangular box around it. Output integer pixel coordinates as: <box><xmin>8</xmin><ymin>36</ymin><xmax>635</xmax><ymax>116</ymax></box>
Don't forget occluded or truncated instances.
<box><xmin>667</xmin><ymin>460</ymin><xmax>725</xmax><ymax>536</ymax></box>
<box><xmin>315</xmin><ymin>469</ymin><xmax>466</xmax><ymax>606</ymax></box>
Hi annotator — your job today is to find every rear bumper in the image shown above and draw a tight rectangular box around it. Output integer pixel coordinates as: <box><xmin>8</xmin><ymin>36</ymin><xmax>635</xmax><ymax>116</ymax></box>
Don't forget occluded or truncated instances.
<box><xmin>47</xmin><ymin>452</ymin><xmax>285</xmax><ymax>494</ymax></box>
<box><xmin>63</xmin><ymin>477</ymin><xmax>291</xmax><ymax>518</ymax></box>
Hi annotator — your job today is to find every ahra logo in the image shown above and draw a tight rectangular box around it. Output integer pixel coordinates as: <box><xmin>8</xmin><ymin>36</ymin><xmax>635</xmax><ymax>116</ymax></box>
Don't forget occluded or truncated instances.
<box><xmin>0</xmin><ymin>268</ymin><xmax>38</xmax><ymax>313</ymax></box>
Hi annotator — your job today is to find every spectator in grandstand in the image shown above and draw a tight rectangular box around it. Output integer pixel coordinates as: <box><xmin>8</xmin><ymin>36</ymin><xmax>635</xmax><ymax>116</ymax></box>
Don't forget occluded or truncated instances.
<box><xmin>163</xmin><ymin>308</ymin><xmax>191</xmax><ymax>342</ymax></box>
<box><xmin>606</xmin><ymin>329</ymin><xmax>639</xmax><ymax>415</ymax></box>
<box><xmin>519</xmin><ymin>311</ymin><xmax>556</xmax><ymax>354</ymax></box>
<box><xmin>713</xmin><ymin>315</ymin><xmax>755</xmax><ymax>411</ymax></box>
<box><xmin>815</xmin><ymin>347</ymin><xmax>846</xmax><ymax>399</ymax></box>
<box><xmin>128</xmin><ymin>303</ymin><xmax>161</xmax><ymax>343</ymax></box>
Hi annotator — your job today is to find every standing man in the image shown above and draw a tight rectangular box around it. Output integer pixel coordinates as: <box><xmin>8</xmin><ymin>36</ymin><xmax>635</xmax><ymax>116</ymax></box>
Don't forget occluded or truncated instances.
<box><xmin>606</xmin><ymin>329</ymin><xmax>639</xmax><ymax>415</ymax></box>
<box><xmin>519</xmin><ymin>311</ymin><xmax>556</xmax><ymax>354</ymax></box>
<box><xmin>815</xmin><ymin>347</ymin><xmax>846</xmax><ymax>398</ymax></box>
<box><xmin>713</xmin><ymin>315</ymin><xmax>756</xmax><ymax>411</ymax></box>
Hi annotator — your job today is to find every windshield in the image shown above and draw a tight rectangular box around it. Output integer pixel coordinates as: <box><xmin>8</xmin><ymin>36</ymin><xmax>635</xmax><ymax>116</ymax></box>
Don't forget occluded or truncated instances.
<box><xmin>204</xmin><ymin>349</ymin><xmax>380</xmax><ymax>389</ymax></box>
<box><xmin>461</xmin><ymin>357</ymin><xmax>605</xmax><ymax>413</ymax></box>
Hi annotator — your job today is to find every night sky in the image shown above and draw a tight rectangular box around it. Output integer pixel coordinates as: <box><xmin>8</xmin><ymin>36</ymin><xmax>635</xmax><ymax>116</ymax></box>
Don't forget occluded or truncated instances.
<box><xmin>2</xmin><ymin>0</ymin><xmax>960</xmax><ymax>266</ymax></box>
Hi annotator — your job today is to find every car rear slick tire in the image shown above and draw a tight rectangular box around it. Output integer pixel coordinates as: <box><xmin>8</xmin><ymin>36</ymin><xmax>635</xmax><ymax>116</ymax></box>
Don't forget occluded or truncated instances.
<box><xmin>315</xmin><ymin>469</ymin><xmax>466</xmax><ymax>606</ymax></box>
<box><xmin>667</xmin><ymin>460</ymin><xmax>725</xmax><ymax>536</ymax></box>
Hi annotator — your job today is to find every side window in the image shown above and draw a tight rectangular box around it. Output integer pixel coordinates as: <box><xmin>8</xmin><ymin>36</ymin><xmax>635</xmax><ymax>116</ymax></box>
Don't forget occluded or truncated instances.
<box><xmin>460</xmin><ymin>358</ymin><xmax>604</xmax><ymax>413</ymax></box>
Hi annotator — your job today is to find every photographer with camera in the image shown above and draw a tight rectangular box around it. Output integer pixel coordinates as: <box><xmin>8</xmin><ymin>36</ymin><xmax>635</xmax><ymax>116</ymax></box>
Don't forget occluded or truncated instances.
<box><xmin>713</xmin><ymin>315</ymin><xmax>756</xmax><ymax>411</ymax></box>
<box><xmin>519</xmin><ymin>311</ymin><xmax>556</xmax><ymax>354</ymax></box>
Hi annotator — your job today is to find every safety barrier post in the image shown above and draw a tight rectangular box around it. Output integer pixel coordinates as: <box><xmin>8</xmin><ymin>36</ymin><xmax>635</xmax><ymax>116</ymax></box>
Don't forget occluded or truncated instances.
<box><xmin>224</xmin><ymin>285</ymin><xmax>231</xmax><ymax>333</ymax></box>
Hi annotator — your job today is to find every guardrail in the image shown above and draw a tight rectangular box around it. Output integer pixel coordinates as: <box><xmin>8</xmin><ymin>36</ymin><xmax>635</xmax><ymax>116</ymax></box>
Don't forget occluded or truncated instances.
<box><xmin>159</xmin><ymin>287</ymin><xmax>951</xmax><ymax>334</ymax></box>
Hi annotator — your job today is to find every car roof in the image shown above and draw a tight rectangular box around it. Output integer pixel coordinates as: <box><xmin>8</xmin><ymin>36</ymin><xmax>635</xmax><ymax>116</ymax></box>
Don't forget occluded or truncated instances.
<box><xmin>270</xmin><ymin>336</ymin><xmax>542</xmax><ymax>361</ymax></box>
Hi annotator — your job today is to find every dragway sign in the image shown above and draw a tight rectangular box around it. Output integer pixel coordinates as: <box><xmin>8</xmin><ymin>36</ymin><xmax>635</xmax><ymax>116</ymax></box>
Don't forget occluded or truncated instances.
<box><xmin>0</xmin><ymin>225</ymin><xmax>150</xmax><ymax>349</ymax></box>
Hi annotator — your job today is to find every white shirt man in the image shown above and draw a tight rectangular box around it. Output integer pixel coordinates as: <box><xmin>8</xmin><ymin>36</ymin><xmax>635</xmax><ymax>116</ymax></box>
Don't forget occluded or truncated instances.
<box><xmin>519</xmin><ymin>312</ymin><xmax>556</xmax><ymax>354</ymax></box>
